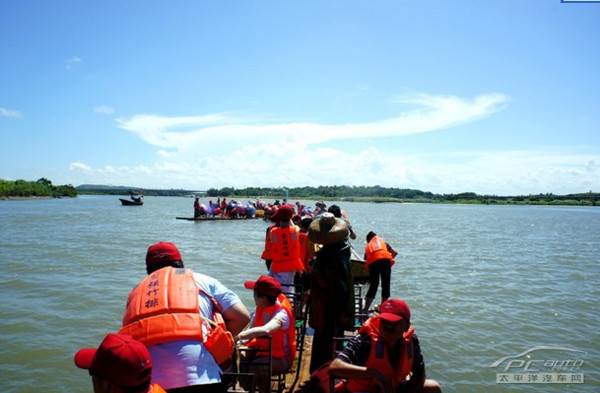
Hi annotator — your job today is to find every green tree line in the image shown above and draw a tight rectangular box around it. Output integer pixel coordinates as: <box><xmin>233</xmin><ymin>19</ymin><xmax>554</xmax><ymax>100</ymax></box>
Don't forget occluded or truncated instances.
<box><xmin>0</xmin><ymin>178</ymin><xmax>77</xmax><ymax>198</ymax></box>
<box><xmin>206</xmin><ymin>185</ymin><xmax>436</xmax><ymax>200</ymax></box>
<box><xmin>74</xmin><ymin>184</ymin><xmax>599</xmax><ymax>205</ymax></box>
<box><xmin>205</xmin><ymin>185</ymin><xmax>600</xmax><ymax>206</ymax></box>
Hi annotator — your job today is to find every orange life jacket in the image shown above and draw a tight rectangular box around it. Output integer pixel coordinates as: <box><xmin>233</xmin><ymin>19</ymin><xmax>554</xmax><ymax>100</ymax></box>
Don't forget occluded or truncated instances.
<box><xmin>247</xmin><ymin>299</ymin><xmax>297</xmax><ymax>365</ymax></box>
<box><xmin>343</xmin><ymin>317</ymin><xmax>414</xmax><ymax>393</ymax></box>
<box><xmin>364</xmin><ymin>236</ymin><xmax>394</xmax><ymax>268</ymax></box>
<box><xmin>277</xmin><ymin>293</ymin><xmax>293</xmax><ymax>311</ymax></box>
<box><xmin>261</xmin><ymin>225</ymin><xmax>276</xmax><ymax>261</ymax></box>
<box><xmin>150</xmin><ymin>383</ymin><xmax>168</xmax><ymax>393</ymax></box>
<box><xmin>298</xmin><ymin>232</ymin><xmax>312</xmax><ymax>274</ymax></box>
<box><xmin>119</xmin><ymin>267</ymin><xmax>234</xmax><ymax>364</ymax></box>
<box><xmin>269</xmin><ymin>225</ymin><xmax>304</xmax><ymax>273</ymax></box>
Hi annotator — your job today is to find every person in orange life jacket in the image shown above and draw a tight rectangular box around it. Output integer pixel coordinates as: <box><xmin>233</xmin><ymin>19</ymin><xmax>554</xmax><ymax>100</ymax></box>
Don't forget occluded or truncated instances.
<box><xmin>74</xmin><ymin>333</ymin><xmax>167</xmax><ymax>393</ymax></box>
<box><xmin>363</xmin><ymin>231</ymin><xmax>398</xmax><ymax>313</ymax></box>
<box><xmin>194</xmin><ymin>197</ymin><xmax>202</xmax><ymax>218</ymax></box>
<box><xmin>329</xmin><ymin>300</ymin><xmax>441</xmax><ymax>393</ymax></box>
<box><xmin>220</xmin><ymin>198</ymin><xmax>227</xmax><ymax>216</ymax></box>
<box><xmin>307</xmin><ymin>213</ymin><xmax>355</xmax><ymax>373</ymax></box>
<box><xmin>294</xmin><ymin>215</ymin><xmax>315</xmax><ymax>292</ymax></box>
<box><xmin>237</xmin><ymin>275</ymin><xmax>296</xmax><ymax>393</ymax></box>
<box><xmin>268</xmin><ymin>204</ymin><xmax>304</xmax><ymax>296</ymax></box>
<box><xmin>120</xmin><ymin>242</ymin><xmax>250</xmax><ymax>393</ymax></box>
<box><xmin>298</xmin><ymin>216</ymin><xmax>316</xmax><ymax>269</ymax></box>
<box><xmin>327</xmin><ymin>204</ymin><xmax>357</xmax><ymax>240</ymax></box>
<box><xmin>261</xmin><ymin>206</ymin><xmax>280</xmax><ymax>271</ymax></box>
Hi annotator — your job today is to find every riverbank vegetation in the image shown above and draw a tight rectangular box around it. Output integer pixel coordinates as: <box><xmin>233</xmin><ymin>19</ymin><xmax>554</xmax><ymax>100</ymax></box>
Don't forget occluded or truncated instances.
<box><xmin>1</xmin><ymin>178</ymin><xmax>77</xmax><ymax>198</ymax></box>
<box><xmin>75</xmin><ymin>184</ymin><xmax>599</xmax><ymax>206</ymax></box>
<box><xmin>8</xmin><ymin>182</ymin><xmax>594</xmax><ymax>206</ymax></box>
<box><xmin>206</xmin><ymin>186</ymin><xmax>600</xmax><ymax>206</ymax></box>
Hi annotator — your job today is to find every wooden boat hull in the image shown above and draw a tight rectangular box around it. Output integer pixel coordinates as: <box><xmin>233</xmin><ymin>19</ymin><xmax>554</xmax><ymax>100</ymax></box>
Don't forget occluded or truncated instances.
<box><xmin>176</xmin><ymin>216</ymin><xmax>260</xmax><ymax>221</ymax></box>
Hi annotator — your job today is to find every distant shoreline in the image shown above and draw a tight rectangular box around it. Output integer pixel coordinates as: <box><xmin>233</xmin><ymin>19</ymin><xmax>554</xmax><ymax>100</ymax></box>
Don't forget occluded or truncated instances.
<box><xmin>2</xmin><ymin>193</ymin><xmax>598</xmax><ymax>207</ymax></box>
<box><xmin>1</xmin><ymin>196</ymin><xmax>67</xmax><ymax>201</ymax></box>
<box><xmin>75</xmin><ymin>185</ymin><xmax>600</xmax><ymax>207</ymax></box>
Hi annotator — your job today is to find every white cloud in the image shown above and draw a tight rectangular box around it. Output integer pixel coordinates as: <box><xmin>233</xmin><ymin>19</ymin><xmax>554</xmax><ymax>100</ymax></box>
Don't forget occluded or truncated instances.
<box><xmin>69</xmin><ymin>162</ymin><xmax>92</xmax><ymax>172</ymax></box>
<box><xmin>94</xmin><ymin>105</ymin><xmax>115</xmax><ymax>115</ymax></box>
<box><xmin>332</xmin><ymin>84</ymin><xmax>370</xmax><ymax>106</ymax></box>
<box><xmin>69</xmin><ymin>145</ymin><xmax>600</xmax><ymax>195</ymax></box>
<box><xmin>69</xmin><ymin>93</ymin><xmax>599</xmax><ymax>195</ymax></box>
<box><xmin>115</xmin><ymin>93</ymin><xmax>508</xmax><ymax>150</ymax></box>
<box><xmin>65</xmin><ymin>56</ymin><xmax>82</xmax><ymax>70</ymax></box>
<box><xmin>408</xmin><ymin>148</ymin><xmax>600</xmax><ymax>195</ymax></box>
<box><xmin>0</xmin><ymin>107</ymin><xmax>22</xmax><ymax>118</ymax></box>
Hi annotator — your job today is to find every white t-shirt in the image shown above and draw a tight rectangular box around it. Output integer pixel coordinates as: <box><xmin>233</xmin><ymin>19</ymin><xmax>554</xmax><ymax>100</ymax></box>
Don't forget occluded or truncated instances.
<box><xmin>272</xmin><ymin>307</ymin><xmax>292</xmax><ymax>358</ymax></box>
<box><xmin>250</xmin><ymin>305</ymin><xmax>291</xmax><ymax>358</ymax></box>
<box><xmin>148</xmin><ymin>272</ymin><xmax>242</xmax><ymax>390</ymax></box>
<box><xmin>271</xmin><ymin>307</ymin><xmax>291</xmax><ymax>331</ymax></box>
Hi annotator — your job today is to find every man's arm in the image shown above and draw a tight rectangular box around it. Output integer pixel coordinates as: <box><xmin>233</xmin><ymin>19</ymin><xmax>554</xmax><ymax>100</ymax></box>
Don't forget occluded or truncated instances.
<box><xmin>222</xmin><ymin>302</ymin><xmax>250</xmax><ymax>336</ymax></box>
<box><xmin>386</xmin><ymin>243</ymin><xmax>398</xmax><ymax>259</ymax></box>
<box><xmin>328</xmin><ymin>334</ymin><xmax>395</xmax><ymax>393</ymax></box>
<box><xmin>328</xmin><ymin>334</ymin><xmax>369</xmax><ymax>378</ymax></box>
<box><xmin>236</xmin><ymin>309</ymin><xmax>287</xmax><ymax>341</ymax></box>
<box><xmin>330</xmin><ymin>358</ymin><xmax>395</xmax><ymax>393</ymax></box>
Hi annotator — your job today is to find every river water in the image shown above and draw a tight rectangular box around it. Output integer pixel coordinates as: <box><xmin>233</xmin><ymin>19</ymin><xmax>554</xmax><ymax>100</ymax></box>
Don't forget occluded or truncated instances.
<box><xmin>1</xmin><ymin>195</ymin><xmax>598</xmax><ymax>392</ymax></box>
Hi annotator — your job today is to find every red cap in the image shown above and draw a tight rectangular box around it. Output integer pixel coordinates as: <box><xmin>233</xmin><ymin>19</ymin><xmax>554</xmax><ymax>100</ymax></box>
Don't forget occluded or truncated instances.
<box><xmin>379</xmin><ymin>299</ymin><xmax>411</xmax><ymax>323</ymax></box>
<box><xmin>146</xmin><ymin>242</ymin><xmax>182</xmax><ymax>267</ymax></box>
<box><xmin>74</xmin><ymin>333</ymin><xmax>152</xmax><ymax>387</ymax></box>
<box><xmin>244</xmin><ymin>275</ymin><xmax>282</xmax><ymax>297</ymax></box>
<box><xmin>271</xmin><ymin>204</ymin><xmax>294</xmax><ymax>222</ymax></box>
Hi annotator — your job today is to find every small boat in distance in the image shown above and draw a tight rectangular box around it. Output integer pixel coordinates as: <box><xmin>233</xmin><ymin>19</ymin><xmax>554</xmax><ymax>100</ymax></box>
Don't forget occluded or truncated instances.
<box><xmin>120</xmin><ymin>190</ymin><xmax>144</xmax><ymax>206</ymax></box>
<box><xmin>119</xmin><ymin>197</ymin><xmax>143</xmax><ymax>206</ymax></box>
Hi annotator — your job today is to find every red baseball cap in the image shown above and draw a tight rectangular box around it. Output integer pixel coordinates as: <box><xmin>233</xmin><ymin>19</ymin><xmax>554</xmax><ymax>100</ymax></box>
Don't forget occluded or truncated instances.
<box><xmin>74</xmin><ymin>333</ymin><xmax>152</xmax><ymax>387</ymax></box>
<box><xmin>379</xmin><ymin>299</ymin><xmax>411</xmax><ymax>323</ymax></box>
<box><xmin>271</xmin><ymin>204</ymin><xmax>294</xmax><ymax>222</ymax></box>
<box><xmin>244</xmin><ymin>275</ymin><xmax>282</xmax><ymax>297</ymax></box>
<box><xmin>146</xmin><ymin>242</ymin><xmax>182</xmax><ymax>267</ymax></box>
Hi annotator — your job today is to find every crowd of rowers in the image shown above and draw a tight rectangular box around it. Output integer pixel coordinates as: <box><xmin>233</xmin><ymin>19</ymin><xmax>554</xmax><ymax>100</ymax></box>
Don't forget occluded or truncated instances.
<box><xmin>193</xmin><ymin>197</ymin><xmax>343</xmax><ymax>221</ymax></box>
<box><xmin>193</xmin><ymin>197</ymin><xmax>258</xmax><ymax>218</ymax></box>
<box><xmin>73</xmin><ymin>201</ymin><xmax>441</xmax><ymax>393</ymax></box>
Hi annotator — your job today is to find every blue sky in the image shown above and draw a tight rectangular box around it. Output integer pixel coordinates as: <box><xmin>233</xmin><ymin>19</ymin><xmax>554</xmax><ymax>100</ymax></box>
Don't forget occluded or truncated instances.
<box><xmin>1</xmin><ymin>1</ymin><xmax>599</xmax><ymax>195</ymax></box>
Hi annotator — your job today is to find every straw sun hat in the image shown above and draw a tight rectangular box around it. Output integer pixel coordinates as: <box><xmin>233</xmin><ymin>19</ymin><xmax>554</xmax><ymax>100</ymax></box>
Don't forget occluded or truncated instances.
<box><xmin>308</xmin><ymin>212</ymin><xmax>350</xmax><ymax>245</ymax></box>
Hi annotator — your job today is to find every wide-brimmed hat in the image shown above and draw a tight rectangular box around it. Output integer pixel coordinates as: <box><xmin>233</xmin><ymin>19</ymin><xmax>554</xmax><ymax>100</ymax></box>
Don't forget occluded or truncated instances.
<box><xmin>308</xmin><ymin>212</ymin><xmax>349</xmax><ymax>245</ymax></box>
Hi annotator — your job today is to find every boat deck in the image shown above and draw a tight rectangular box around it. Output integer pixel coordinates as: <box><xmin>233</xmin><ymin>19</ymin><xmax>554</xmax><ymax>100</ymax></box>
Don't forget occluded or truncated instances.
<box><xmin>225</xmin><ymin>281</ymin><xmax>370</xmax><ymax>393</ymax></box>
<box><xmin>287</xmin><ymin>331</ymin><xmax>313</xmax><ymax>392</ymax></box>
